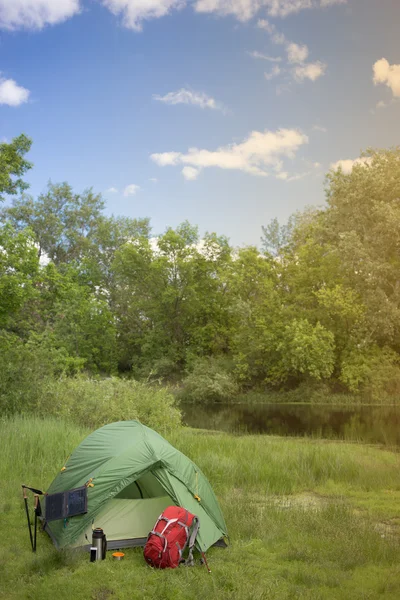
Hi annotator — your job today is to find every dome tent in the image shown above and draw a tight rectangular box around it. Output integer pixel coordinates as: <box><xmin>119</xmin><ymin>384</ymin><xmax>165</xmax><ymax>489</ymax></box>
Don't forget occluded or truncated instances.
<box><xmin>43</xmin><ymin>421</ymin><xmax>227</xmax><ymax>552</ymax></box>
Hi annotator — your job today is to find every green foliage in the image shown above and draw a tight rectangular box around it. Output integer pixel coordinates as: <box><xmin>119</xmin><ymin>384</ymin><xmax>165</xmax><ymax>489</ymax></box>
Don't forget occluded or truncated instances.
<box><xmin>277</xmin><ymin>319</ymin><xmax>335</xmax><ymax>381</ymax></box>
<box><xmin>0</xmin><ymin>331</ymin><xmax>84</xmax><ymax>415</ymax></box>
<box><xmin>341</xmin><ymin>346</ymin><xmax>400</xmax><ymax>402</ymax></box>
<box><xmin>180</xmin><ymin>357</ymin><xmax>238</xmax><ymax>403</ymax></box>
<box><xmin>113</xmin><ymin>223</ymin><xmax>232</xmax><ymax>375</ymax></box>
<box><xmin>0</xmin><ymin>224</ymin><xmax>39</xmax><ymax>327</ymax></box>
<box><xmin>37</xmin><ymin>263</ymin><xmax>118</xmax><ymax>373</ymax></box>
<box><xmin>0</xmin><ymin>134</ymin><xmax>32</xmax><ymax>201</ymax></box>
<box><xmin>37</xmin><ymin>377</ymin><xmax>181</xmax><ymax>432</ymax></box>
<box><xmin>0</xmin><ymin>182</ymin><xmax>105</xmax><ymax>264</ymax></box>
<box><xmin>2</xmin><ymin>146</ymin><xmax>400</xmax><ymax>406</ymax></box>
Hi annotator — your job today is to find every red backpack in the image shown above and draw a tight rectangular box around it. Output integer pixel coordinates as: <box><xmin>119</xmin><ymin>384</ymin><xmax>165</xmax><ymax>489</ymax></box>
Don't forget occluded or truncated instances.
<box><xmin>144</xmin><ymin>506</ymin><xmax>200</xmax><ymax>569</ymax></box>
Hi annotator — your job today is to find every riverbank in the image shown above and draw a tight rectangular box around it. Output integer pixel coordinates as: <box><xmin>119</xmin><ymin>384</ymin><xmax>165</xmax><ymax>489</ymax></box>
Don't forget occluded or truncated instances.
<box><xmin>218</xmin><ymin>389</ymin><xmax>400</xmax><ymax>406</ymax></box>
<box><xmin>1</xmin><ymin>417</ymin><xmax>400</xmax><ymax>599</ymax></box>
<box><xmin>181</xmin><ymin>402</ymin><xmax>400</xmax><ymax>446</ymax></box>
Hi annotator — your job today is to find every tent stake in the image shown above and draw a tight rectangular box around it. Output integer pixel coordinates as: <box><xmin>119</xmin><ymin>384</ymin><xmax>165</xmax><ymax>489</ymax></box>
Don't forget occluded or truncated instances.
<box><xmin>201</xmin><ymin>552</ymin><xmax>211</xmax><ymax>574</ymax></box>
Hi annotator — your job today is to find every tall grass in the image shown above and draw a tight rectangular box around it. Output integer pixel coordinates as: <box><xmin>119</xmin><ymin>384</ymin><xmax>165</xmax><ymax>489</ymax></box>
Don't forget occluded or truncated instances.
<box><xmin>38</xmin><ymin>377</ymin><xmax>181</xmax><ymax>432</ymax></box>
<box><xmin>1</xmin><ymin>417</ymin><xmax>400</xmax><ymax>600</ymax></box>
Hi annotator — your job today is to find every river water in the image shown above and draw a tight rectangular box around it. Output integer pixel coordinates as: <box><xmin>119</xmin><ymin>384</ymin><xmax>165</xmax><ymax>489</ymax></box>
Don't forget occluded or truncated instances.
<box><xmin>181</xmin><ymin>403</ymin><xmax>400</xmax><ymax>446</ymax></box>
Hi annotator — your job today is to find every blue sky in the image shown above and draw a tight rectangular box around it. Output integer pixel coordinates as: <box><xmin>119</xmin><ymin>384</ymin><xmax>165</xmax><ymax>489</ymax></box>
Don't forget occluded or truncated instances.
<box><xmin>1</xmin><ymin>0</ymin><xmax>399</xmax><ymax>246</ymax></box>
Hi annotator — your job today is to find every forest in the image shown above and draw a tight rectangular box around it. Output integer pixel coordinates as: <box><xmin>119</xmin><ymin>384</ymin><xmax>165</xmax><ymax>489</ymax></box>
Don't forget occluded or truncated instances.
<box><xmin>2</xmin><ymin>134</ymin><xmax>400</xmax><ymax>425</ymax></box>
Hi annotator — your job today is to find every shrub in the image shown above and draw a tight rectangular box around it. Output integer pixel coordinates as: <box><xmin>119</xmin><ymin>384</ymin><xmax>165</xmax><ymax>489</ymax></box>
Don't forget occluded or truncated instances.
<box><xmin>341</xmin><ymin>346</ymin><xmax>400</xmax><ymax>402</ymax></box>
<box><xmin>180</xmin><ymin>357</ymin><xmax>238</xmax><ymax>403</ymax></box>
<box><xmin>37</xmin><ymin>377</ymin><xmax>181</xmax><ymax>433</ymax></box>
<box><xmin>0</xmin><ymin>331</ymin><xmax>83</xmax><ymax>415</ymax></box>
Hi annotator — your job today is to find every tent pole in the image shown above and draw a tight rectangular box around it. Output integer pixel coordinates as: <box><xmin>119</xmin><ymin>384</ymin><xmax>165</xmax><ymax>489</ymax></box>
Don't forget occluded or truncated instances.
<box><xmin>33</xmin><ymin>495</ymin><xmax>39</xmax><ymax>552</ymax></box>
<box><xmin>22</xmin><ymin>486</ymin><xmax>34</xmax><ymax>552</ymax></box>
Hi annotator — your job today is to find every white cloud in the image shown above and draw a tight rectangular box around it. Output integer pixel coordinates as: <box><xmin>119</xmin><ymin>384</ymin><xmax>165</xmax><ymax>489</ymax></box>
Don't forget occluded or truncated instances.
<box><xmin>0</xmin><ymin>76</ymin><xmax>30</xmax><ymax>106</ymax></box>
<box><xmin>0</xmin><ymin>0</ymin><xmax>80</xmax><ymax>30</ymax></box>
<box><xmin>373</xmin><ymin>58</ymin><xmax>400</xmax><ymax>98</ymax></box>
<box><xmin>287</xmin><ymin>42</ymin><xmax>309</xmax><ymax>64</ymax></box>
<box><xmin>152</xmin><ymin>152</ymin><xmax>181</xmax><ymax>166</ymax></box>
<box><xmin>320</xmin><ymin>0</ymin><xmax>347</xmax><ymax>6</ymax></box>
<box><xmin>0</xmin><ymin>0</ymin><xmax>346</xmax><ymax>32</ymax></box>
<box><xmin>293</xmin><ymin>61</ymin><xmax>326</xmax><ymax>81</ymax></box>
<box><xmin>151</xmin><ymin>128</ymin><xmax>308</xmax><ymax>180</ymax></box>
<box><xmin>248</xmin><ymin>51</ymin><xmax>282</xmax><ymax>62</ymax></box>
<box><xmin>149</xmin><ymin>177</ymin><xmax>158</xmax><ymax>183</ymax></box>
<box><xmin>123</xmin><ymin>184</ymin><xmax>140</xmax><ymax>196</ymax></box>
<box><xmin>182</xmin><ymin>166</ymin><xmax>200</xmax><ymax>180</ymax></box>
<box><xmin>105</xmin><ymin>187</ymin><xmax>118</xmax><ymax>193</ymax></box>
<box><xmin>276</xmin><ymin>170</ymin><xmax>311</xmax><ymax>182</ymax></box>
<box><xmin>330</xmin><ymin>157</ymin><xmax>372</xmax><ymax>174</ymax></box>
<box><xmin>312</xmin><ymin>124</ymin><xmax>327</xmax><ymax>132</ymax></box>
<box><xmin>257</xmin><ymin>18</ymin><xmax>287</xmax><ymax>44</ymax></box>
<box><xmin>101</xmin><ymin>0</ymin><xmax>184</xmax><ymax>31</ymax></box>
<box><xmin>264</xmin><ymin>65</ymin><xmax>281</xmax><ymax>80</ymax></box>
<box><xmin>258</xmin><ymin>19</ymin><xmax>326</xmax><ymax>86</ymax></box>
<box><xmin>195</xmin><ymin>0</ymin><xmax>346</xmax><ymax>21</ymax></box>
<box><xmin>153</xmin><ymin>88</ymin><xmax>226</xmax><ymax>112</ymax></box>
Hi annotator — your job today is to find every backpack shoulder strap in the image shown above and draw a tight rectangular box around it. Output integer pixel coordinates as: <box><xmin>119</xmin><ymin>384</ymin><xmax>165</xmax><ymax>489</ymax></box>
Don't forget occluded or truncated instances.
<box><xmin>183</xmin><ymin>517</ymin><xmax>200</xmax><ymax>567</ymax></box>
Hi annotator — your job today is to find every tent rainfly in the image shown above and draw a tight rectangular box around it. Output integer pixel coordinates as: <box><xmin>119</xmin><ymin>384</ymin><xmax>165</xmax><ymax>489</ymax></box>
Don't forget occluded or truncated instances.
<box><xmin>42</xmin><ymin>421</ymin><xmax>228</xmax><ymax>552</ymax></box>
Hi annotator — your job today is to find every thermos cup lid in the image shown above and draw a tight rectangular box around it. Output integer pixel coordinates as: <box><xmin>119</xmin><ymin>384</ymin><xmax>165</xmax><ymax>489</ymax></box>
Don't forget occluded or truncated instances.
<box><xmin>92</xmin><ymin>528</ymin><xmax>104</xmax><ymax>538</ymax></box>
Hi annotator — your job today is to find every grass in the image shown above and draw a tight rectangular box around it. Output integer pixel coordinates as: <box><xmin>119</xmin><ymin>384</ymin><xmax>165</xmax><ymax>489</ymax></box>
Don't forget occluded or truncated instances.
<box><xmin>1</xmin><ymin>416</ymin><xmax>400</xmax><ymax>599</ymax></box>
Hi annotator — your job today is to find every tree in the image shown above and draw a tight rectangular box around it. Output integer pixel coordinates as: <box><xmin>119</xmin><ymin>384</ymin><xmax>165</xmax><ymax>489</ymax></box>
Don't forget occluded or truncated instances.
<box><xmin>112</xmin><ymin>222</ymin><xmax>232</xmax><ymax>376</ymax></box>
<box><xmin>0</xmin><ymin>182</ymin><xmax>104</xmax><ymax>264</ymax></box>
<box><xmin>0</xmin><ymin>134</ymin><xmax>32</xmax><ymax>201</ymax></box>
<box><xmin>0</xmin><ymin>224</ymin><xmax>39</xmax><ymax>329</ymax></box>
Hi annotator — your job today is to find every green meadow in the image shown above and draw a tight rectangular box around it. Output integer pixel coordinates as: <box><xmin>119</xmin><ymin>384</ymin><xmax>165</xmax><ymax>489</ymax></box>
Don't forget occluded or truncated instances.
<box><xmin>1</xmin><ymin>417</ymin><xmax>399</xmax><ymax>600</ymax></box>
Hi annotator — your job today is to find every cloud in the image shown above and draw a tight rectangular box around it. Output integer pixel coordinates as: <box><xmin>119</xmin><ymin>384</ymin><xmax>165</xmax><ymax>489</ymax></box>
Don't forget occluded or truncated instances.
<box><xmin>153</xmin><ymin>88</ymin><xmax>226</xmax><ymax>112</ymax></box>
<box><xmin>312</xmin><ymin>124</ymin><xmax>327</xmax><ymax>132</ymax></box>
<box><xmin>152</xmin><ymin>152</ymin><xmax>181</xmax><ymax>166</ymax></box>
<box><xmin>182</xmin><ymin>166</ymin><xmax>200</xmax><ymax>180</ymax></box>
<box><xmin>0</xmin><ymin>0</ymin><xmax>346</xmax><ymax>32</ymax></box>
<box><xmin>149</xmin><ymin>177</ymin><xmax>158</xmax><ymax>183</ymax></box>
<box><xmin>257</xmin><ymin>18</ymin><xmax>287</xmax><ymax>44</ymax></box>
<box><xmin>258</xmin><ymin>19</ymin><xmax>326</xmax><ymax>86</ymax></box>
<box><xmin>373</xmin><ymin>58</ymin><xmax>400</xmax><ymax>99</ymax></box>
<box><xmin>0</xmin><ymin>0</ymin><xmax>80</xmax><ymax>30</ymax></box>
<box><xmin>0</xmin><ymin>76</ymin><xmax>30</xmax><ymax>106</ymax></box>
<box><xmin>151</xmin><ymin>128</ymin><xmax>308</xmax><ymax>180</ymax></box>
<box><xmin>194</xmin><ymin>0</ymin><xmax>346</xmax><ymax>21</ymax></box>
<box><xmin>101</xmin><ymin>0</ymin><xmax>184</xmax><ymax>31</ymax></box>
<box><xmin>276</xmin><ymin>170</ymin><xmax>311</xmax><ymax>182</ymax></box>
<box><xmin>105</xmin><ymin>187</ymin><xmax>118</xmax><ymax>193</ymax></box>
<box><xmin>123</xmin><ymin>184</ymin><xmax>140</xmax><ymax>196</ymax></box>
<box><xmin>293</xmin><ymin>61</ymin><xmax>326</xmax><ymax>81</ymax></box>
<box><xmin>264</xmin><ymin>65</ymin><xmax>281</xmax><ymax>80</ymax></box>
<box><xmin>330</xmin><ymin>157</ymin><xmax>372</xmax><ymax>174</ymax></box>
<box><xmin>287</xmin><ymin>42</ymin><xmax>309</xmax><ymax>64</ymax></box>
<box><xmin>248</xmin><ymin>51</ymin><xmax>282</xmax><ymax>62</ymax></box>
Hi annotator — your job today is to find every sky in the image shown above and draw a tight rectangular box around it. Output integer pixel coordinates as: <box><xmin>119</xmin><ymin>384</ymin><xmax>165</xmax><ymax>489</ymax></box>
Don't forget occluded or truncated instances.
<box><xmin>0</xmin><ymin>0</ymin><xmax>399</xmax><ymax>247</ymax></box>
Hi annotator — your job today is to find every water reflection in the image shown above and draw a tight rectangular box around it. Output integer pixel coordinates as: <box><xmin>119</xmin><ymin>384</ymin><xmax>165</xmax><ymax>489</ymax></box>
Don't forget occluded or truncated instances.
<box><xmin>181</xmin><ymin>403</ymin><xmax>400</xmax><ymax>446</ymax></box>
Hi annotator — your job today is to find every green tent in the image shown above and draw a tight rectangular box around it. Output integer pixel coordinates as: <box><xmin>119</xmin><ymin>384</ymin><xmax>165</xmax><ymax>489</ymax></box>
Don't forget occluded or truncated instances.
<box><xmin>43</xmin><ymin>421</ymin><xmax>227</xmax><ymax>552</ymax></box>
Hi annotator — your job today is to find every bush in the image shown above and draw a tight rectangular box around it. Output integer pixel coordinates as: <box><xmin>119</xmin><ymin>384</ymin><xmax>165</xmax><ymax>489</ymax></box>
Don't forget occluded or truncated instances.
<box><xmin>341</xmin><ymin>346</ymin><xmax>400</xmax><ymax>402</ymax></box>
<box><xmin>37</xmin><ymin>377</ymin><xmax>181</xmax><ymax>433</ymax></box>
<box><xmin>179</xmin><ymin>357</ymin><xmax>238</xmax><ymax>403</ymax></box>
<box><xmin>0</xmin><ymin>331</ymin><xmax>83</xmax><ymax>415</ymax></box>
